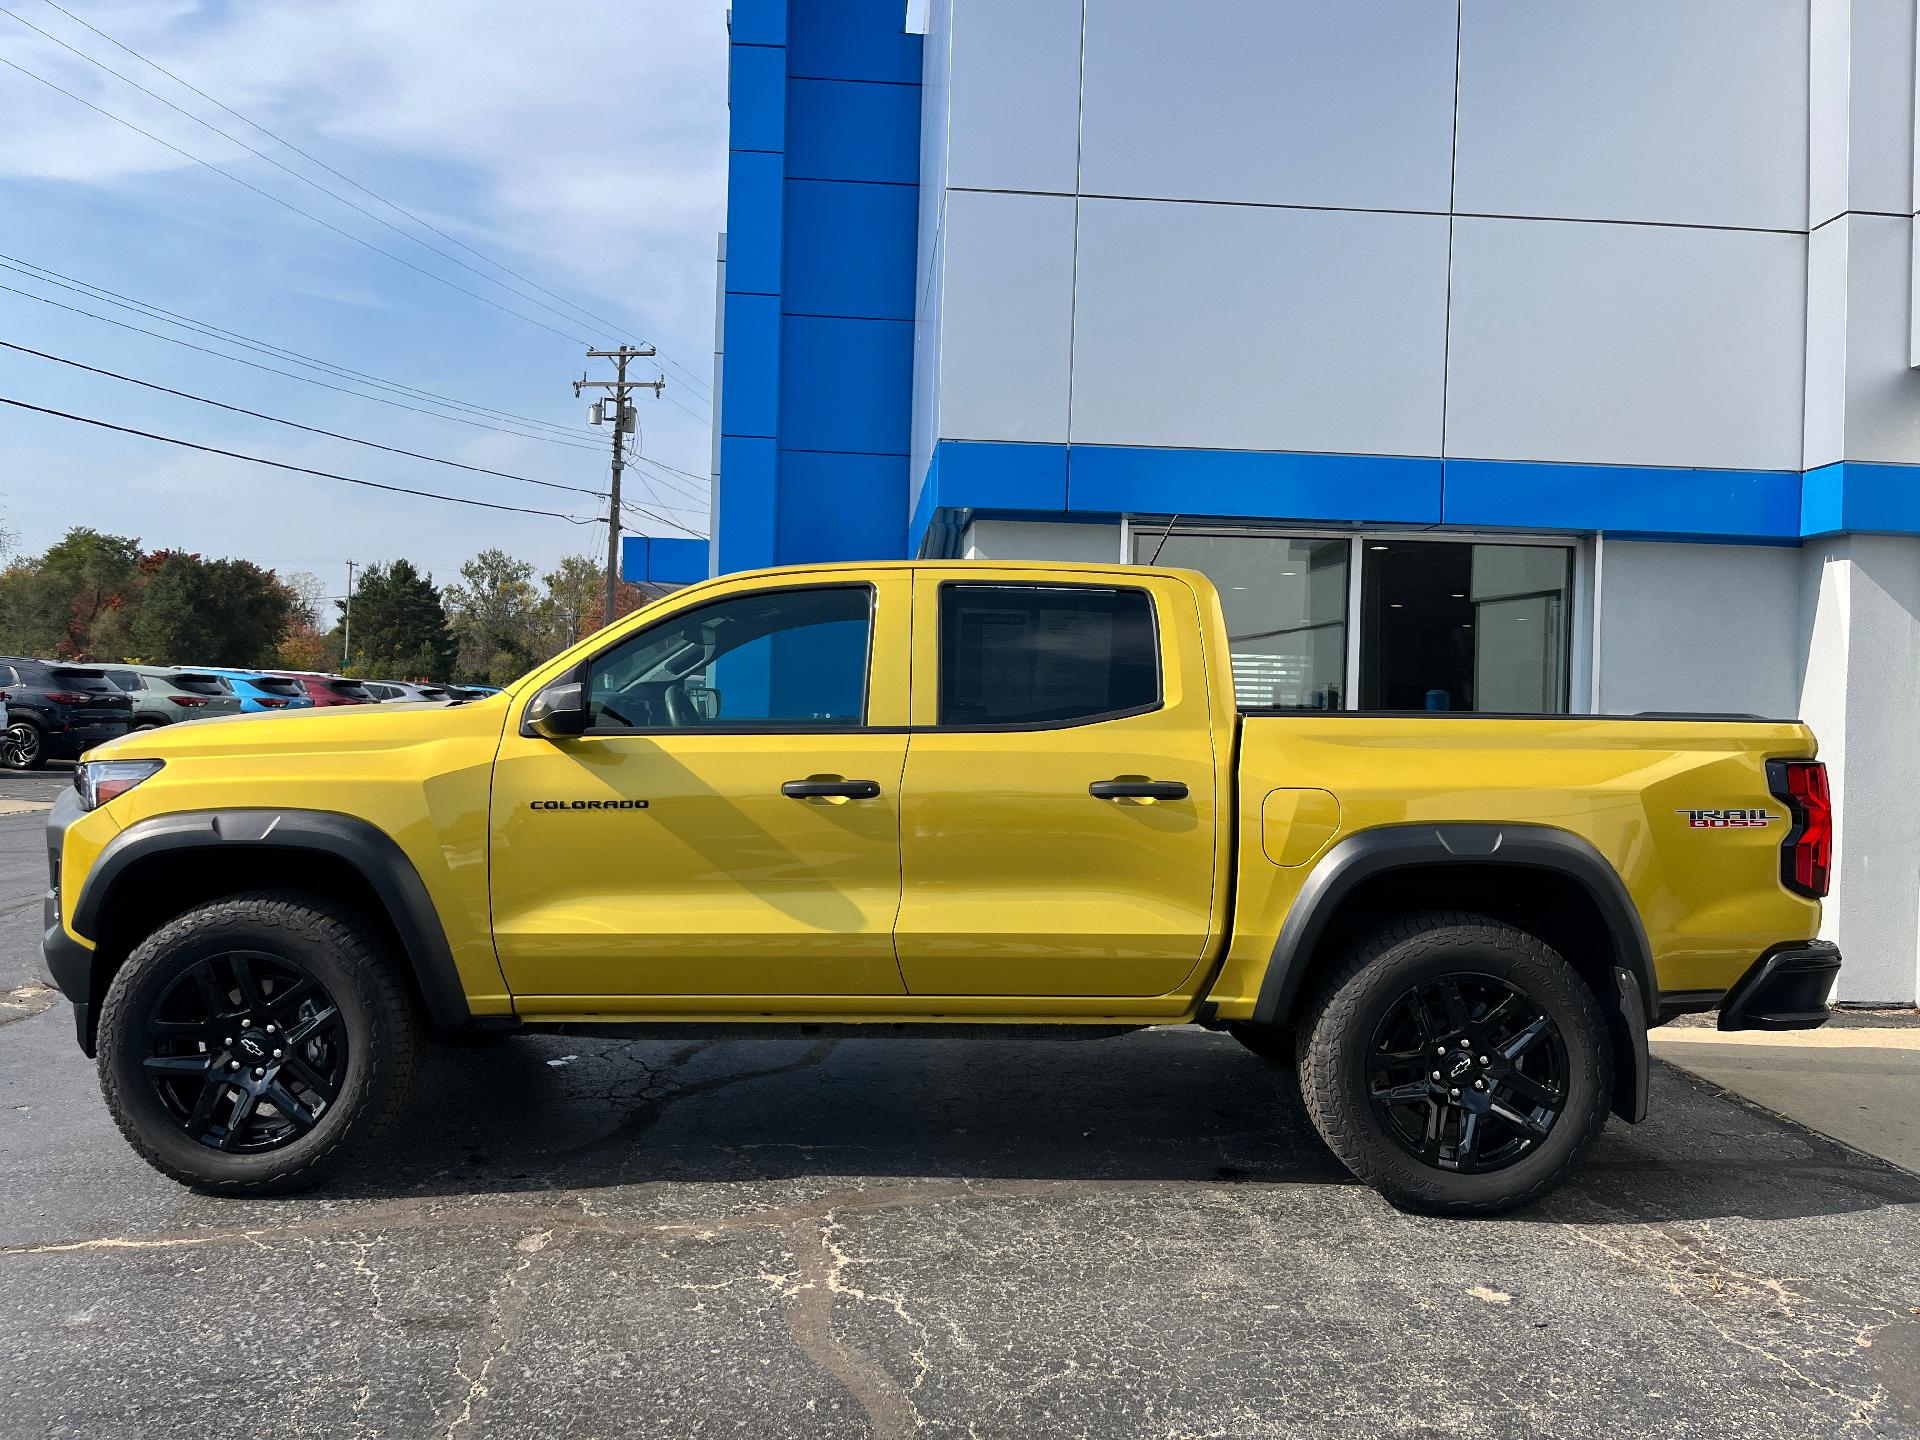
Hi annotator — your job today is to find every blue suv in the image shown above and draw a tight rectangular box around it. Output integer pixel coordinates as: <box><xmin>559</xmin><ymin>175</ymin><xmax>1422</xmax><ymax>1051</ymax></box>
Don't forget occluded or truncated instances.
<box><xmin>199</xmin><ymin>669</ymin><xmax>315</xmax><ymax>713</ymax></box>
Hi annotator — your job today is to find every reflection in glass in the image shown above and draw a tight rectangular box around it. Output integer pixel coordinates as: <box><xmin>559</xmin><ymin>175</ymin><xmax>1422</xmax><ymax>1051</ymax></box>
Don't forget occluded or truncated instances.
<box><xmin>1136</xmin><ymin>531</ymin><xmax>1348</xmax><ymax>709</ymax></box>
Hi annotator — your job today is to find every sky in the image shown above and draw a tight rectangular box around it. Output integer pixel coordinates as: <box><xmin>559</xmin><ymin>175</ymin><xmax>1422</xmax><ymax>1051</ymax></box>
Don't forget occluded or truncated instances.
<box><xmin>0</xmin><ymin>0</ymin><xmax>727</xmax><ymax>601</ymax></box>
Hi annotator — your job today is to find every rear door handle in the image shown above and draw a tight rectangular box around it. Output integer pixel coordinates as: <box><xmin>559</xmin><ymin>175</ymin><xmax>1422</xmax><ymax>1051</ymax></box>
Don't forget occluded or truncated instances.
<box><xmin>782</xmin><ymin>779</ymin><xmax>882</xmax><ymax>800</ymax></box>
<box><xmin>1089</xmin><ymin>779</ymin><xmax>1189</xmax><ymax>801</ymax></box>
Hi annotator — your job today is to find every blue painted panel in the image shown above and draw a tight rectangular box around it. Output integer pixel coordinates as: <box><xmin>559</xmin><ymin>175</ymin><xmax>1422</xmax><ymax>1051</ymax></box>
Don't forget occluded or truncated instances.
<box><xmin>776</xmin><ymin>451</ymin><xmax>908</xmax><ymax>563</ymax></box>
<box><xmin>778</xmin><ymin>315</ymin><xmax>913</xmax><ymax>455</ymax></box>
<box><xmin>781</xmin><ymin>179</ymin><xmax>917</xmax><ymax>320</ymax></box>
<box><xmin>728</xmin><ymin>0</ymin><xmax>786</xmax><ymax>47</ymax></box>
<box><xmin>622</xmin><ymin>536</ymin><xmax>711</xmax><ymax>585</ymax></box>
<box><xmin>1069</xmin><ymin>446</ymin><xmax>1442</xmax><ymax>525</ymax></box>
<box><xmin>787</xmin><ymin>0</ymin><xmax>920</xmax><ymax>84</ymax></box>
<box><xmin>716</xmin><ymin>437</ymin><xmax>779</xmax><ymax>574</ymax></box>
<box><xmin>1446</xmin><ymin>459</ymin><xmax>1799</xmax><ymax>540</ymax></box>
<box><xmin>729</xmin><ymin>42</ymin><xmax>788</xmax><ymax>154</ymax></box>
<box><xmin>925</xmin><ymin>441</ymin><xmax>1069</xmax><ymax>512</ymax></box>
<box><xmin>785</xmin><ymin>78</ymin><xmax>921</xmax><ymax>184</ymax></box>
<box><xmin>720</xmin><ymin>294</ymin><xmax>780</xmax><ymax>440</ymax></box>
<box><xmin>1802</xmin><ymin>462</ymin><xmax>1920</xmax><ymax>536</ymax></box>
<box><xmin>724</xmin><ymin>151</ymin><xmax>784</xmax><ymax>297</ymax></box>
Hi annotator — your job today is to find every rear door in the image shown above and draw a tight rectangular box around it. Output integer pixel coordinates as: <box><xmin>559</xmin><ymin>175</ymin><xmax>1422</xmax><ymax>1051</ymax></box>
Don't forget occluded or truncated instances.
<box><xmin>894</xmin><ymin>571</ymin><xmax>1227</xmax><ymax>998</ymax></box>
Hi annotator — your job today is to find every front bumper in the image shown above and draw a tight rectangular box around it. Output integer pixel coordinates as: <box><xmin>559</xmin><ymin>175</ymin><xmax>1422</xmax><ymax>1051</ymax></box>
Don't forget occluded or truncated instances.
<box><xmin>40</xmin><ymin>787</ymin><xmax>96</xmax><ymax>1053</ymax></box>
<box><xmin>1718</xmin><ymin>940</ymin><xmax>1842</xmax><ymax>1031</ymax></box>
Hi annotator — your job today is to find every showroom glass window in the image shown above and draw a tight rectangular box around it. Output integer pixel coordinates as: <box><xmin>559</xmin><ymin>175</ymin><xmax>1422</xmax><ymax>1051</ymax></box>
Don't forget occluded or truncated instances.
<box><xmin>1131</xmin><ymin>531</ymin><xmax>1349</xmax><ymax>709</ymax></box>
<box><xmin>1137</xmin><ymin>530</ymin><xmax>1572</xmax><ymax>714</ymax></box>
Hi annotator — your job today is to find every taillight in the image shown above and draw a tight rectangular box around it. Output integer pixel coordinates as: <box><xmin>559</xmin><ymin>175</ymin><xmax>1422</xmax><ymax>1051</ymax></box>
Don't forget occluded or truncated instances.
<box><xmin>169</xmin><ymin>695</ymin><xmax>211</xmax><ymax>706</ymax></box>
<box><xmin>257</xmin><ymin>697</ymin><xmax>291</xmax><ymax>708</ymax></box>
<box><xmin>1768</xmin><ymin>759</ymin><xmax>1832</xmax><ymax>898</ymax></box>
<box><xmin>44</xmin><ymin>691</ymin><xmax>90</xmax><ymax>705</ymax></box>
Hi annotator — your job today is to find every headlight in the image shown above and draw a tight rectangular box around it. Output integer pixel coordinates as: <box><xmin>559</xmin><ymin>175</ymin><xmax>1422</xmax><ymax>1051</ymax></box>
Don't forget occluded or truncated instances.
<box><xmin>74</xmin><ymin>758</ymin><xmax>165</xmax><ymax>811</ymax></box>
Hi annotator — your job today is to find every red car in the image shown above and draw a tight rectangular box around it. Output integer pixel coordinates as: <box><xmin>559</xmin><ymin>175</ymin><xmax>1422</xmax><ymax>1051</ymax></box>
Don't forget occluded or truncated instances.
<box><xmin>271</xmin><ymin>672</ymin><xmax>379</xmax><ymax>706</ymax></box>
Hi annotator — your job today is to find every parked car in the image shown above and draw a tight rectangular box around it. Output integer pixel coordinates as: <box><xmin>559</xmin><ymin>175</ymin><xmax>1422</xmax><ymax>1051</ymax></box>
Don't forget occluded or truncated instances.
<box><xmin>100</xmin><ymin>666</ymin><xmax>246</xmax><ymax>728</ymax></box>
<box><xmin>362</xmin><ymin>680</ymin><xmax>453</xmax><ymax>703</ymax></box>
<box><xmin>0</xmin><ymin>657</ymin><xmax>133</xmax><ymax>769</ymax></box>
<box><xmin>44</xmin><ymin>560</ymin><xmax>1839</xmax><ymax>1212</ymax></box>
<box><xmin>199</xmin><ymin>669</ymin><xmax>315</xmax><ymax>713</ymax></box>
<box><xmin>271</xmin><ymin>672</ymin><xmax>377</xmax><ymax>706</ymax></box>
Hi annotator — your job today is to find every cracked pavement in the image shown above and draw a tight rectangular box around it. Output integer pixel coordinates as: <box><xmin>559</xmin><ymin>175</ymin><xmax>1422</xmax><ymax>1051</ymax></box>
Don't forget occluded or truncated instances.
<box><xmin>2</xmin><ymin>795</ymin><xmax>1919</xmax><ymax>1437</ymax></box>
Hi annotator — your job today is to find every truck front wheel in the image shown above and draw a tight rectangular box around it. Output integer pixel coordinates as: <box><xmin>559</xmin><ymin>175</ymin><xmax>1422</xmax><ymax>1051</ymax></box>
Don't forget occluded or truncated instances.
<box><xmin>96</xmin><ymin>891</ymin><xmax>418</xmax><ymax>1194</ymax></box>
<box><xmin>1297</xmin><ymin>911</ymin><xmax>1610</xmax><ymax>1216</ymax></box>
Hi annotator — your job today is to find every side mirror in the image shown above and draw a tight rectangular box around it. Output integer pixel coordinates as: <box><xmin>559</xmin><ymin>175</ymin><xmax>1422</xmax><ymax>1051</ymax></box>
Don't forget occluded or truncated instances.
<box><xmin>523</xmin><ymin>679</ymin><xmax>589</xmax><ymax>740</ymax></box>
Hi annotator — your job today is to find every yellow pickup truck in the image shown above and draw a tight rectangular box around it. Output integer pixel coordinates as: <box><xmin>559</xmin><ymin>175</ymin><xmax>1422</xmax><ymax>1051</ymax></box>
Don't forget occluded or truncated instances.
<box><xmin>42</xmin><ymin>562</ymin><xmax>1839</xmax><ymax>1214</ymax></box>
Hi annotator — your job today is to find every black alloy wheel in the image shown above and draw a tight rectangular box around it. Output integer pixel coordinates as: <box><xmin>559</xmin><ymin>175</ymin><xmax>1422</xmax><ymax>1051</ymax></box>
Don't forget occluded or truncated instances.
<box><xmin>1296</xmin><ymin>911</ymin><xmax>1610</xmax><ymax>1215</ymax></box>
<box><xmin>97</xmin><ymin>891</ymin><xmax>417</xmax><ymax>1193</ymax></box>
<box><xmin>1364</xmin><ymin>973</ymin><xmax>1567</xmax><ymax>1175</ymax></box>
<box><xmin>141</xmin><ymin>951</ymin><xmax>347</xmax><ymax>1153</ymax></box>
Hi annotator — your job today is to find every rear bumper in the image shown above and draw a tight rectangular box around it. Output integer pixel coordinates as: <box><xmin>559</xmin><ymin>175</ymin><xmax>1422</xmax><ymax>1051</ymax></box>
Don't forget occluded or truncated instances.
<box><xmin>1718</xmin><ymin>940</ymin><xmax>1842</xmax><ymax>1032</ymax></box>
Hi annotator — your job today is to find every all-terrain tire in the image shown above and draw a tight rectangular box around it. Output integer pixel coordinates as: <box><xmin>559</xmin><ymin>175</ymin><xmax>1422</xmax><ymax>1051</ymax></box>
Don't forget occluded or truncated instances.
<box><xmin>1297</xmin><ymin>911</ymin><xmax>1611</xmax><ymax>1217</ymax></box>
<box><xmin>97</xmin><ymin>890</ymin><xmax>418</xmax><ymax>1194</ymax></box>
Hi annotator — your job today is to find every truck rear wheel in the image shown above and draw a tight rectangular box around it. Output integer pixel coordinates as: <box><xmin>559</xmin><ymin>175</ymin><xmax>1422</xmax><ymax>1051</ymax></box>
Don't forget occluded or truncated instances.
<box><xmin>1297</xmin><ymin>911</ymin><xmax>1610</xmax><ymax>1216</ymax></box>
<box><xmin>96</xmin><ymin>891</ymin><xmax>418</xmax><ymax>1194</ymax></box>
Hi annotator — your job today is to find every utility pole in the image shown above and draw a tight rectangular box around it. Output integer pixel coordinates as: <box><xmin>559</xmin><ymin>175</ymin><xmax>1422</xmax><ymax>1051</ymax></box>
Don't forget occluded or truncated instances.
<box><xmin>342</xmin><ymin>559</ymin><xmax>357</xmax><ymax>671</ymax></box>
<box><xmin>574</xmin><ymin>345</ymin><xmax>664</xmax><ymax>626</ymax></box>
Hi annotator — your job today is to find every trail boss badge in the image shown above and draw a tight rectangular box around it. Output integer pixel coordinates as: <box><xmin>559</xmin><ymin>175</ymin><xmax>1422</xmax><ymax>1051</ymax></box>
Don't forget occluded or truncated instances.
<box><xmin>1676</xmin><ymin>807</ymin><xmax>1773</xmax><ymax>829</ymax></box>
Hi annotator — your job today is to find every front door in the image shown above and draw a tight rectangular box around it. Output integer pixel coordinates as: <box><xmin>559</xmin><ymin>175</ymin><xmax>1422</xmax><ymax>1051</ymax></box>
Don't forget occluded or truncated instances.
<box><xmin>893</xmin><ymin>572</ymin><xmax>1228</xmax><ymax>998</ymax></box>
<box><xmin>490</xmin><ymin>573</ymin><xmax>912</xmax><ymax>1005</ymax></box>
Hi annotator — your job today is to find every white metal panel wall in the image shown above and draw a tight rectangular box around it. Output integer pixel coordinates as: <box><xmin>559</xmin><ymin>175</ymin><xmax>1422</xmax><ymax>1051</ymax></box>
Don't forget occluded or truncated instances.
<box><xmin>1076</xmin><ymin>0</ymin><xmax>1456</xmax><ymax>211</ymax></box>
<box><xmin>937</xmin><ymin>190</ymin><xmax>1076</xmax><ymax>443</ymax></box>
<box><xmin>944</xmin><ymin>0</ymin><xmax>1081</xmax><ymax>194</ymax></box>
<box><xmin>1068</xmin><ymin>199</ymin><xmax>1450</xmax><ymax>454</ymax></box>
<box><xmin>1827</xmin><ymin>215</ymin><xmax>1920</xmax><ymax>464</ymax></box>
<box><xmin>1456</xmin><ymin>0</ymin><xmax>1808</xmax><ymax>230</ymax></box>
<box><xmin>1445</xmin><ymin>218</ymin><xmax>1807</xmax><ymax>471</ymax></box>
<box><xmin>1593</xmin><ymin>542</ymin><xmax>1802</xmax><ymax>716</ymax></box>
<box><xmin>917</xmin><ymin>0</ymin><xmax>1821</xmax><ymax>474</ymax></box>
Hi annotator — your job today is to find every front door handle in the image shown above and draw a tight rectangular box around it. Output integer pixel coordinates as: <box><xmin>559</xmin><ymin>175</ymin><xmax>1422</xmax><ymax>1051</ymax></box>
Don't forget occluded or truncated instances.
<box><xmin>1089</xmin><ymin>779</ymin><xmax>1189</xmax><ymax>801</ymax></box>
<box><xmin>782</xmin><ymin>778</ymin><xmax>882</xmax><ymax>800</ymax></box>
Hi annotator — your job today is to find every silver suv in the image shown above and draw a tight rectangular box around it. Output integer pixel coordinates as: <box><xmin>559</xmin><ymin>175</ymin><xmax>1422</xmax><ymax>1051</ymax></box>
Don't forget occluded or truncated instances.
<box><xmin>362</xmin><ymin>680</ymin><xmax>455</xmax><ymax>703</ymax></box>
<box><xmin>101</xmin><ymin>667</ymin><xmax>247</xmax><ymax>728</ymax></box>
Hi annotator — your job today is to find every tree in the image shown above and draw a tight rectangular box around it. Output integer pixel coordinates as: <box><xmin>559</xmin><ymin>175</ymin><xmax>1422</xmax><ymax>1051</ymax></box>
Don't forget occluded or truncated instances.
<box><xmin>281</xmin><ymin>570</ymin><xmax>329</xmax><ymax>630</ymax></box>
<box><xmin>340</xmin><ymin>559</ymin><xmax>455</xmax><ymax>679</ymax></box>
<box><xmin>127</xmin><ymin>552</ymin><xmax>296</xmax><ymax>667</ymax></box>
<box><xmin>541</xmin><ymin>553</ymin><xmax>646</xmax><ymax>652</ymax></box>
<box><xmin>444</xmin><ymin>548</ymin><xmax>544</xmax><ymax>684</ymax></box>
<box><xmin>0</xmin><ymin>527</ymin><xmax>143</xmax><ymax>659</ymax></box>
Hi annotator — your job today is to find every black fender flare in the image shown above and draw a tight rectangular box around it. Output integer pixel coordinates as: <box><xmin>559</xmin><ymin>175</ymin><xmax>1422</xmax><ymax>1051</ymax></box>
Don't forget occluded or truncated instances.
<box><xmin>71</xmin><ymin>808</ymin><xmax>471</xmax><ymax>1032</ymax></box>
<box><xmin>1251</xmin><ymin>823</ymin><xmax>1652</xmax><ymax>1124</ymax></box>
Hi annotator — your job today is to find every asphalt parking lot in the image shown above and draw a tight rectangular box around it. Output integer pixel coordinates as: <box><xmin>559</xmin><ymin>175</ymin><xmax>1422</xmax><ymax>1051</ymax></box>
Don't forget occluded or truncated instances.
<box><xmin>2</xmin><ymin>774</ymin><xmax>1918</xmax><ymax>1438</ymax></box>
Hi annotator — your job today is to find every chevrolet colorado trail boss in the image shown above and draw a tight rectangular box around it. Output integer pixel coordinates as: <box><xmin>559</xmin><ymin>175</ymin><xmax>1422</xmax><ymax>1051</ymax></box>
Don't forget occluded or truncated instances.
<box><xmin>42</xmin><ymin>562</ymin><xmax>1840</xmax><ymax>1214</ymax></box>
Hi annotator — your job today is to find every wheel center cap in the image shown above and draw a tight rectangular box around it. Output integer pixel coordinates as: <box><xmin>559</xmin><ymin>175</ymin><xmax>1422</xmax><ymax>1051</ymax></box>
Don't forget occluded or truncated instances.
<box><xmin>235</xmin><ymin>1030</ymin><xmax>270</xmax><ymax>1062</ymax></box>
<box><xmin>1446</xmin><ymin>1051</ymin><xmax>1476</xmax><ymax>1082</ymax></box>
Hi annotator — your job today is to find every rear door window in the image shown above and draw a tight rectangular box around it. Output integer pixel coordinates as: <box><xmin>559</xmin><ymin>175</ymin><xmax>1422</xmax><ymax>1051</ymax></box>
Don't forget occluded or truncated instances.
<box><xmin>48</xmin><ymin>667</ymin><xmax>118</xmax><ymax>694</ymax></box>
<box><xmin>937</xmin><ymin>585</ymin><xmax>1159</xmax><ymax>728</ymax></box>
<box><xmin>167</xmin><ymin>674</ymin><xmax>230</xmax><ymax>697</ymax></box>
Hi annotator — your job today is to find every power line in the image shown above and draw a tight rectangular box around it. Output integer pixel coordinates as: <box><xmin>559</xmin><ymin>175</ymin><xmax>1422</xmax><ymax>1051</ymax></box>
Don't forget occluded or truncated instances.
<box><xmin>0</xmin><ymin>51</ymin><xmax>597</xmax><ymax>346</ymax></box>
<box><xmin>0</xmin><ymin>339</ymin><xmax>609</xmax><ymax>499</ymax></box>
<box><xmin>0</xmin><ymin>252</ymin><xmax>596</xmax><ymax>439</ymax></box>
<box><xmin>33</xmin><ymin>0</ymin><xmax>715</xmax><ymax>401</ymax></box>
<box><xmin>620</xmin><ymin>499</ymin><xmax>707</xmax><ymax>539</ymax></box>
<box><xmin>0</xmin><ymin>394</ymin><xmax>600</xmax><ymax>522</ymax></box>
<box><xmin>0</xmin><ymin>275</ymin><xmax>619</xmax><ymax>454</ymax></box>
<box><xmin>0</xmin><ymin>5</ymin><xmax>657</xmax><ymax>356</ymax></box>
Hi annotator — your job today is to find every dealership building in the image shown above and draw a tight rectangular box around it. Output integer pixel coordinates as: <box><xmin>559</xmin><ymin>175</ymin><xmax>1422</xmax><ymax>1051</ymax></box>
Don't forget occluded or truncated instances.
<box><xmin>649</xmin><ymin>1</ymin><xmax>1920</xmax><ymax>1004</ymax></box>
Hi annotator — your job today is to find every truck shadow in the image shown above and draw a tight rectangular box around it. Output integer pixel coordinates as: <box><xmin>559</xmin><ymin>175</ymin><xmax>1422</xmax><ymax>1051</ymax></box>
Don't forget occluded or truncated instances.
<box><xmin>337</xmin><ymin>1026</ymin><xmax>1920</xmax><ymax>1227</ymax></box>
